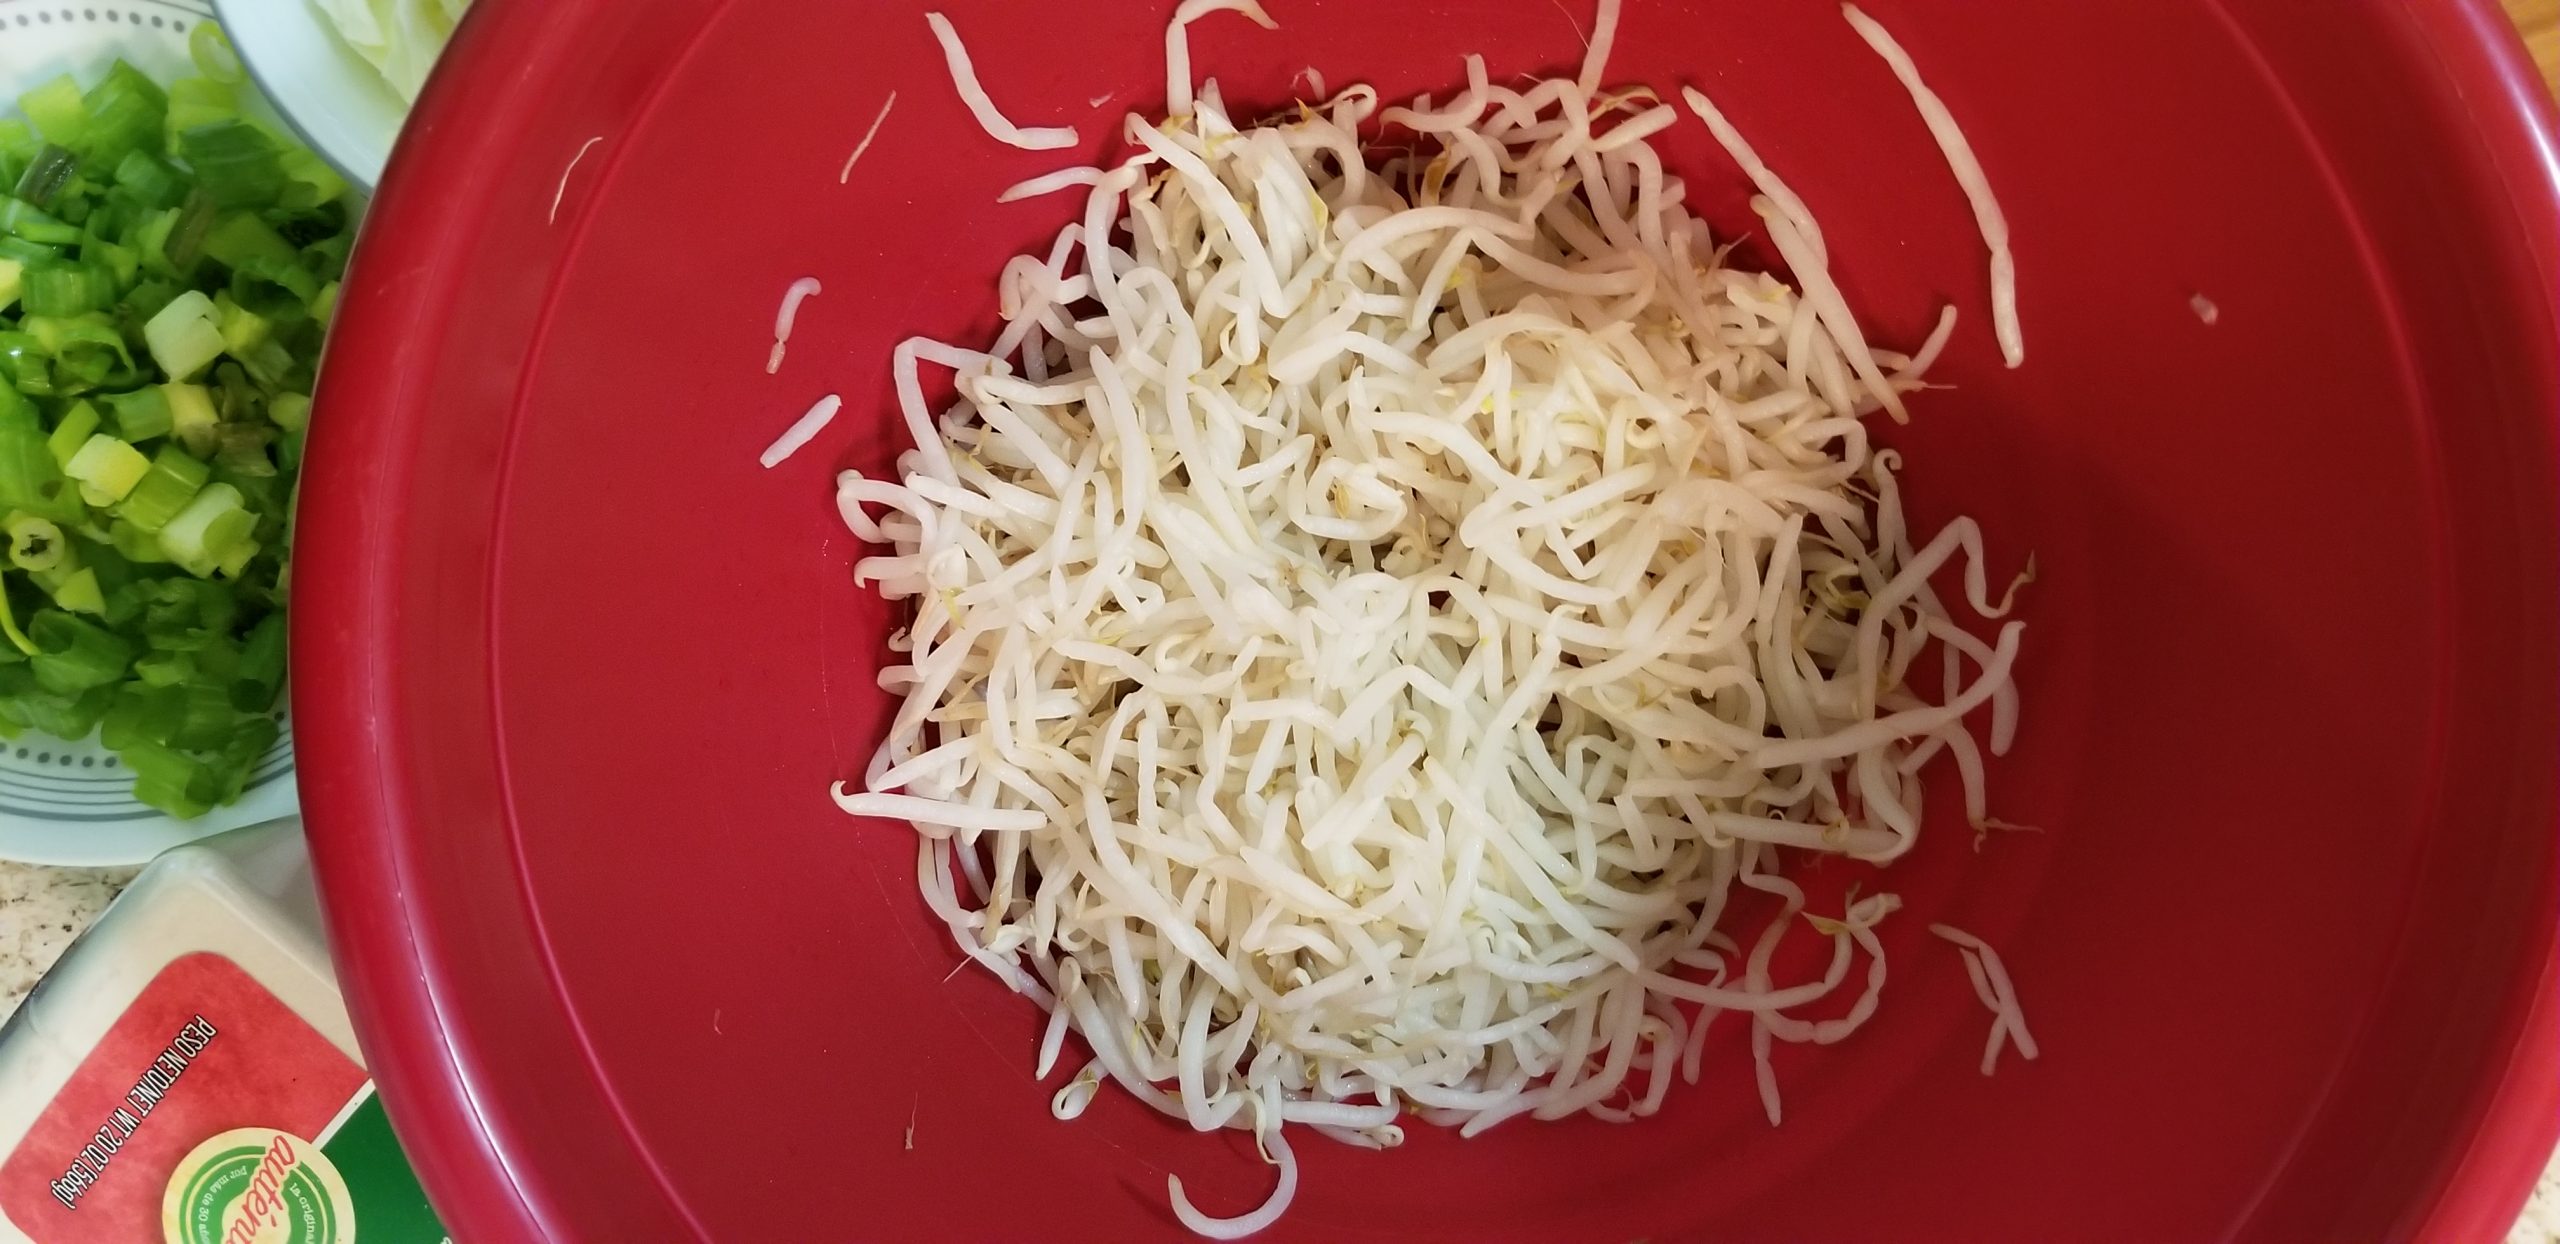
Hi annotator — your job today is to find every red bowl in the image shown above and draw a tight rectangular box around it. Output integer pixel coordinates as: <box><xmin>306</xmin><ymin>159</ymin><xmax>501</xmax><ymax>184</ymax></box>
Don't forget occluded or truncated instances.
<box><xmin>294</xmin><ymin>0</ymin><xmax>2560</xmax><ymax>1239</ymax></box>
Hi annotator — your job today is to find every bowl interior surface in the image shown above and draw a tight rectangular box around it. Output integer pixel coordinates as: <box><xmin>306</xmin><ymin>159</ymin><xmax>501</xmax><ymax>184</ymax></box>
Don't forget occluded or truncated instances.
<box><xmin>296</xmin><ymin>0</ymin><xmax>2560</xmax><ymax>1240</ymax></box>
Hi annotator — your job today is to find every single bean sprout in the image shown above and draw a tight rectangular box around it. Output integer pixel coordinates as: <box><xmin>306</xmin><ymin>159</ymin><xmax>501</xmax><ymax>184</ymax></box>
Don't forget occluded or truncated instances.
<box><xmin>834</xmin><ymin>0</ymin><xmax>2028</xmax><ymax>1233</ymax></box>
<box><xmin>768</xmin><ymin>277</ymin><xmax>823</xmax><ymax>374</ymax></box>
<box><xmin>925</xmin><ymin>12</ymin><xmax>1079</xmax><ymax>150</ymax></box>
<box><xmin>1841</xmin><ymin>3</ymin><xmax>2021</xmax><ymax>367</ymax></box>
<box><xmin>840</xmin><ymin>91</ymin><xmax>899</xmax><ymax>184</ymax></box>
<box><xmin>1172</xmin><ymin>1127</ymin><xmax>1297</xmax><ymax>1239</ymax></box>
<box><xmin>549</xmin><ymin>136</ymin><xmax>601</xmax><ymax>226</ymax></box>
<box><xmin>1053</xmin><ymin>1062</ymin><xmax>1105</xmax><ymax>1119</ymax></box>
<box><xmin>1576</xmin><ymin>0</ymin><xmax>1621</xmax><ymax>96</ymax></box>
<box><xmin>760</xmin><ymin>393</ymin><xmax>841</xmax><ymax>469</ymax></box>
<box><xmin>999</xmin><ymin>166</ymin><xmax>1110</xmax><ymax>203</ymax></box>
<box><xmin>1166</xmin><ymin>0</ymin><xmax>1278</xmax><ymax>118</ymax></box>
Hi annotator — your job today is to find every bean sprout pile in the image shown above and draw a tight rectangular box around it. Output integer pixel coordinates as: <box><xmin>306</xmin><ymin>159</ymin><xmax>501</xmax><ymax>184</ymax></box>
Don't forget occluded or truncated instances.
<box><xmin>826</xmin><ymin>1</ymin><xmax>2030</xmax><ymax>1234</ymax></box>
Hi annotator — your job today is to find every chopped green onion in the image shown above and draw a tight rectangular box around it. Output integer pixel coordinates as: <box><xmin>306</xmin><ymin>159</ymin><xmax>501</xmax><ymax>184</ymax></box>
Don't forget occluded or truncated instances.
<box><xmin>122</xmin><ymin>278</ymin><xmax>184</xmax><ymax>325</ymax></box>
<box><xmin>5</xmin><ymin>512</ymin><xmax>65</xmax><ymax>571</ymax></box>
<box><xmin>0</xmin><ymin>419</ymin><xmax>80</xmax><ymax>523</ymax></box>
<box><xmin>234</xmin><ymin>336</ymin><xmax>294</xmax><ymax>389</ymax></box>
<box><xmin>232</xmin><ymin>610</ymin><xmax>283</xmax><ymax>708</ymax></box>
<box><xmin>201</xmin><ymin>211</ymin><xmax>295</xmax><ymax>271</ymax></box>
<box><xmin>28</xmin><ymin>559</ymin><xmax>84</xmax><ymax>600</ymax></box>
<box><xmin>20</xmin><ymin>263</ymin><xmax>117</xmax><ymax>316</ymax></box>
<box><xmin>213</xmin><ymin>719</ymin><xmax>273</xmax><ymax>799</ymax></box>
<box><xmin>79</xmin><ymin>62</ymin><xmax>167</xmax><ymax>167</ymax></box>
<box><xmin>278</xmin><ymin>147</ymin><xmax>348</xmax><ymax>206</ymax></box>
<box><xmin>16</xmin><ymin>76</ymin><xmax>91</xmax><ymax>151</ymax></box>
<box><xmin>22</xmin><ymin>314</ymin><xmax>136</xmax><ymax>392</ymax></box>
<box><xmin>49</xmin><ymin>567</ymin><xmax>104</xmax><ymax>615</ymax></box>
<box><xmin>214</xmin><ymin>537</ymin><xmax>258</xmax><ymax>579</ymax></box>
<box><xmin>108</xmin><ymin>516</ymin><xmax>169</xmax><ymax>563</ymax></box>
<box><xmin>85</xmin><ymin>236</ymin><xmax>139</xmax><ymax>287</ymax></box>
<box><xmin>215</xmin><ymin>460</ymin><xmax>283</xmax><ymax>519</ymax></box>
<box><xmin>112</xmin><ymin>150</ymin><xmax>192</xmax><ymax>210</ymax></box>
<box><xmin>188</xmin><ymin>575</ymin><xmax>237</xmax><ymax>633</ymax></box>
<box><xmin>0</xmin><ymin>120</ymin><xmax>36</xmax><ymax>166</ymax></box>
<box><xmin>0</xmin><ymin>332</ymin><xmax>54</xmax><ymax>396</ymax></box>
<box><xmin>166</xmin><ymin>680</ymin><xmax>240</xmax><ymax>750</ymax></box>
<box><xmin>213</xmin><ymin>426</ymin><xmax>274</xmax><ymax>479</ymax></box>
<box><xmin>265</xmin><ymin>391</ymin><xmax>312</xmax><ymax>435</ymax></box>
<box><xmin>29</xmin><ymin>608</ymin><xmax>135</xmax><ymax>694</ymax></box>
<box><xmin>102</xmin><ymin>683</ymin><xmax>176</xmax><ymax>747</ymax></box>
<box><xmin>0</xmin><ymin>683</ymin><xmax>113</xmax><ymax>740</ymax></box>
<box><xmin>77</xmin><ymin>531</ymin><xmax>132</xmax><ymax>577</ymax></box>
<box><xmin>11</xmin><ymin>145</ymin><xmax>77</xmax><ymax>209</ymax></box>
<box><xmin>121</xmin><ymin>738</ymin><xmax>218</xmax><ymax>818</ymax></box>
<box><xmin>66</xmin><ymin>435</ymin><xmax>151</xmax><ymax>506</ymax></box>
<box><xmin>213</xmin><ymin>360</ymin><xmax>254</xmax><ymax>416</ymax></box>
<box><xmin>128</xmin><ymin>208</ymin><xmax>177</xmax><ymax>274</ymax></box>
<box><xmin>0</xmin><ymin>57</ymin><xmax>352</xmax><ymax>815</ymax></box>
<box><xmin>165</xmin><ymin>381</ymin><xmax>218</xmax><ymax>455</ymax></box>
<box><xmin>162</xmin><ymin>191</ymin><xmax>216</xmax><ymax>274</ymax></box>
<box><xmin>24</xmin><ymin>310</ymin><xmax>131</xmax><ymax>357</ymax></box>
<box><xmin>0</xmin><ymin>237</ymin><xmax>63</xmax><ymax>268</ymax></box>
<box><xmin>156</xmin><ymin>480</ymin><xmax>250</xmax><ymax>575</ymax></box>
<box><xmin>133</xmin><ymin>649</ymin><xmax>194</xmax><ymax>688</ymax></box>
<box><xmin>161</xmin><ymin>78</ymin><xmax>238</xmax><ymax>141</ymax></box>
<box><xmin>0</xmin><ymin>197</ymin><xmax>82</xmax><ymax>246</ymax></box>
<box><xmin>177</xmin><ymin>121</ymin><xmax>286</xmax><ymax>210</ymax></box>
<box><xmin>47</xmin><ymin>400</ymin><xmax>100</xmax><ymax>467</ymax></box>
<box><xmin>102</xmin><ymin>386</ymin><xmax>173</xmax><ymax>441</ymax></box>
<box><xmin>226</xmin><ymin>256</ymin><xmax>320</xmax><ymax>319</ymax></box>
<box><xmin>115</xmin><ymin>445</ymin><xmax>208</xmax><ymax>533</ymax></box>
<box><xmin>143</xmin><ymin>290</ymin><xmax>223</xmax><ymax>379</ymax></box>
<box><xmin>215</xmin><ymin>292</ymin><xmax>268</xmax><ymax>353</ymax></box>
<box><xmin>0</xmin><ymin>580</ymin><xmax>32</xmax><ymax>656</ymax></box>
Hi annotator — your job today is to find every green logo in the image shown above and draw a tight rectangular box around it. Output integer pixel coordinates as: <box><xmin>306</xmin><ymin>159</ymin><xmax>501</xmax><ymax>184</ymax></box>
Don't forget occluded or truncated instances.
<box><xmin>162</xmin><ymin>1128</ymin><xmax>356</xmax><ymax>1244</ymax></box>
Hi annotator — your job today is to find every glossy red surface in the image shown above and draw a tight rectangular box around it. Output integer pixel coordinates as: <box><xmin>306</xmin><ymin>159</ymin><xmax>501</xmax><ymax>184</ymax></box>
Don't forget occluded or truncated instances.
<box><xmin>294</xmin><ymin>0</ymin><xmax>2560</xmax><ymax>1239</ymax></box>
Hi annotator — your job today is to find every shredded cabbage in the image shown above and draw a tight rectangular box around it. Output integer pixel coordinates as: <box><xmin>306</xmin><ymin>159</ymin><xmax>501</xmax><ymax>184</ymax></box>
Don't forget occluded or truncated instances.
<box><xmin>308</xmin><ymin>0</ymin><xmax>469</xmax><ymax>103</ymax></box>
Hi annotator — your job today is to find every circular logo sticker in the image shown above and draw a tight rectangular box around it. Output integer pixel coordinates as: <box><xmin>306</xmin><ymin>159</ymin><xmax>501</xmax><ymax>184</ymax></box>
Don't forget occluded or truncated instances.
<box><xmin>161</xmin><ymin>1128</ymin><xmax>355</xmax><ymax>1244</ymax></box>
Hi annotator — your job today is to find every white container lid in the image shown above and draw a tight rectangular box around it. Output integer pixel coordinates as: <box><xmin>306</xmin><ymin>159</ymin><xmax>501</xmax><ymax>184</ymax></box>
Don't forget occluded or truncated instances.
<box><xmin>215</xmin><ymin>0</ymin><xmax>410</xmax><ymax>192</ymax></box>
<box><xmin>0</xmin><ymin>823</ymin><xmax>448</xmax><ymax>1243</ymax></box>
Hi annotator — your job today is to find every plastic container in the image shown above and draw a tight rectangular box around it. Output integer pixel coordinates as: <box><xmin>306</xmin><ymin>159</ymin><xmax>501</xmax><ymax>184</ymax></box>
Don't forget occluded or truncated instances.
<box><xmin>0</xmin><ymin>822</ymin><xmax>446</xmax><ymax>1243</ymax></box>
<box><xmin>214</xmin><ymin>0</ymin><xmax>415</xmax><ymax>194</ymax></box>
<box><xmin>294</xmin><ymin>0</ymin><xmax>2560</xmax><ymax>1240</ymax></box>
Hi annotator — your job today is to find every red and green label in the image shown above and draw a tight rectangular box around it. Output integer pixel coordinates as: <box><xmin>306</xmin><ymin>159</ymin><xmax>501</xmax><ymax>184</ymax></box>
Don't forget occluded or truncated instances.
<box><xmin>0</xmin><ymin>953</ymin><xmax>448</xmax><ymax>1243</ymax></box>
<box><xmin>162</xmin><ymin>1129</ymin><xmax>348</xmax><ymax>1244</ymax></box>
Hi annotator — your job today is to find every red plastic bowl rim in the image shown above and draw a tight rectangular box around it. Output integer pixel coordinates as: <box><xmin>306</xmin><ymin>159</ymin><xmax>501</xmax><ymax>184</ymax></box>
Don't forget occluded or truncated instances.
<box><xmin>290</xmin><ymin>0</ymin><xmax>2560</xmax><ymax>1239</ymax></box>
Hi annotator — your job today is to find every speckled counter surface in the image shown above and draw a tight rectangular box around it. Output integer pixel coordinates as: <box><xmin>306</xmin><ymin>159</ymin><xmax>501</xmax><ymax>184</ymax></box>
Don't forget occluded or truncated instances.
<box><xmin>0</xmin><ymin>860</ymin><xmax>135</xmax><ymax>1019</ymax></box>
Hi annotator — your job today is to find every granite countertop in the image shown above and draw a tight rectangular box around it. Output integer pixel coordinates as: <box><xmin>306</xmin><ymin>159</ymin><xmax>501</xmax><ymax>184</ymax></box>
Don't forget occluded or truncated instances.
<box><xmin>0</xmin><ymin>860</ymin><xmax>136</xmax><ymax>1018</ymax></box>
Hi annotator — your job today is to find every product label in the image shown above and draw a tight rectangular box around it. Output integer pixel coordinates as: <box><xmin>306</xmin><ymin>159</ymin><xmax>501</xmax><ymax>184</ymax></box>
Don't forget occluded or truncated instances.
<box><xmin>0</xmin><ymin>953</ymin><xmax>447</xmax><ymax>1244</ymax></box>
<box><xmin>161</xmin><ymin>1129</ymin><xmax>351</xmax><ymax>1244</ymax></box>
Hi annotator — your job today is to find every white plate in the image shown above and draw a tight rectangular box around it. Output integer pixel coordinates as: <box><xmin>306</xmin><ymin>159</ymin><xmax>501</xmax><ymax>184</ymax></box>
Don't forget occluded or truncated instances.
<box><xmin>212</xmin><ymin>0</ymin><xmax>401</xmax><ymax>192</ymax></box>
<box><xmin>0</xmin><ymin>0</ymin><xmax>298</xmax><ymax>866</ymax></box>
